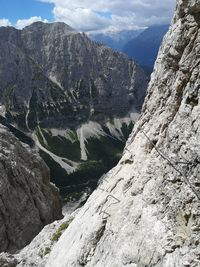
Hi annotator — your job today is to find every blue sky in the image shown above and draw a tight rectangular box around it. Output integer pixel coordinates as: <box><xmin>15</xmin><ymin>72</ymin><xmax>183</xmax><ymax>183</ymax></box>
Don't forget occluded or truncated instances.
<box><xmin>0</xmin><ymin>0</ymin><xmax>53</xmax><ymax>24</ymax></box>
<box><xmin>0</xmin><ymin>0</ymin><xmax>176</xmax><ymax>33</ymax></box>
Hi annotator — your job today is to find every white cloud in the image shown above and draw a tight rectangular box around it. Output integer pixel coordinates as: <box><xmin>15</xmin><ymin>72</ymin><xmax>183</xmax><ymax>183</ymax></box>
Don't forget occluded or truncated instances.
<box><xmin>38</xmin><ymin>0</ymin><xmax>176</xmax><ymax>33</ymax></box>
<box><xmin>16</xmin><ymin>16</ymin><xmax>48</xmax><ymax>29</ymax></box>
<box><xmin>53</xmin><ymin>7</ymin><xmax>109</xmax><ymax>31</ymax></box>
<box><xmin>0</xmin><ymin>18</ymin><xmax>12</xmax><ymax>27</ymax></box>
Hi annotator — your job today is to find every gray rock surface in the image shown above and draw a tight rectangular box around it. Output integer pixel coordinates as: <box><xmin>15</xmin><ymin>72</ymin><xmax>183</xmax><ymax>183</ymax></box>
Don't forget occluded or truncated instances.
<box><xmin>0</xmin><ymin>124</ymin><xmax>62</xmax><ymax>253</ymax></box>
<box><xmin>0</xmin><ymin>193</ymin><xmax>86</xmax><ymax>267</ymax></box>
<box><xmin>14</xmin><ymin>208</ymin><xmax>78</xmax><ymax>267</ymax></box>
<box><xmin>44</xmin><ymin>0</ymin><xmax>200</xmax><ymax>266</ymax></box>
<box><xmin>0</xmin><ymin>253</ymin><xmax>17</xmax><ymax>267</ymax></box>
<box><xmin>0</xmin><ymin>22</ymin><xmax>147</xmax><ymax>130</ymax></box>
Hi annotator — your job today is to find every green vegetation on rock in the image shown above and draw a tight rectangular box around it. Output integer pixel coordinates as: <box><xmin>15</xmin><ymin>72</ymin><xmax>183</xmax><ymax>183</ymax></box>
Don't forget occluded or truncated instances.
<box><xmin>39</xmin><ymin>247</ymin><xmax>51</xmax><ymax>258</ymax></box>
<box><xmin>51</xmin><ymin>221</ymin><xmax>72</xmax><ymax>242</ymax></box>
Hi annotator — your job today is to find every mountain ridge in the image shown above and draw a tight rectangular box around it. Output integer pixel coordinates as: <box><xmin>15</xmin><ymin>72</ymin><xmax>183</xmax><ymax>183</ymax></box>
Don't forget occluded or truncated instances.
<box><xmin>0</xmin><ymin>21</ymin><xmax>147</xmax><ymax>129</ymax></box>
<box><xmin>88</xmin><ymin>29</ymin><xmax>143</xmax><ymax>51</ymax></box>
<box><xmin>123</xmin><ymin>24</ymin><xmax>169</xmax><ymax>73</ymax></box>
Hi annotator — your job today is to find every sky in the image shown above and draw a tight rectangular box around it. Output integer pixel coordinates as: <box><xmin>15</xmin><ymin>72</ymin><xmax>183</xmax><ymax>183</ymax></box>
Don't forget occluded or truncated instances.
<box><xmin>0</xmin><ymin>0</ymin><xmax>176</xmax><ymax>33</ymax></box>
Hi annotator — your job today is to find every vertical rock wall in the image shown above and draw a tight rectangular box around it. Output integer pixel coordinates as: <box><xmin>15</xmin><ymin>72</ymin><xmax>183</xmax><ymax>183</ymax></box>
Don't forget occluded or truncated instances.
<box><xmin>0</xmin><ymin>124</ymin><xmax>62</xmax><ymax>253</ymax></box>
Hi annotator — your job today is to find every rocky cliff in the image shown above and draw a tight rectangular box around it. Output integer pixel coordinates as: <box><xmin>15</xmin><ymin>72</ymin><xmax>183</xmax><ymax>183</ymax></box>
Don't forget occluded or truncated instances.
<box><xmin>0</xmin><ymin>22</ymin><xmax>147</xmax><ymax>130</ymax></box>
<box><xmin>44</xmin><ymin>0</ymin><xmax>200</xmax><ymax>266</ymax></box>
<box><xmin>0</xmin><ymin>124</ymin><xmax>62</xmax><ymax>253</ymax></box>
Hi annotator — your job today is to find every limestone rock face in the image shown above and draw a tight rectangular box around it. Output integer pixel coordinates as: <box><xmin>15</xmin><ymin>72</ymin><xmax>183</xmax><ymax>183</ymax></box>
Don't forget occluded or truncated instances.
<box><xmin>45</xmin><ymin>0</ymin><xmax>200</xmax><ymax>266</ymax></box>
<box><xmin>0</xmin><ymin>22</ymin><xmax>147</xmax><ymax>130</ymax></box>
<box><xmin>0</xmin><ymin>253</ymin><xmax>17</xmax><ymax>267</ymax></box>
<box><xmin>0</xmin><ymin>124</ymin><xmax>62</xmax><ymax>253</ymax></box>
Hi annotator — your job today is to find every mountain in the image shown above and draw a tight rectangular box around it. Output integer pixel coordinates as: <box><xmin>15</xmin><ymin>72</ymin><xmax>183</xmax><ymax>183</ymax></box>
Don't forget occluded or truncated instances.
<box><xmin>0</xmin><ymin>22</ymin><xmax>146</xmax><ymax>129</ymax></box>
<box><xmin>89</xmin><ymin>25</ymin><xmax>169</xmax><ymax>74</ymax></box>
<box><xmin>0</xmin><ymin>22</ymin><xmax>148</xmax><ymax>199</ymax></box>
<box><xmin>31</xmin><ymin>0</ymin><xmax>200</xmax><ymax>266</ymax></box>
<box><xmin>0</xmin><ymin>123</ymin><xmax>62</xmax><ymax>253</ymax></box>
<box><xmin>88</xmin><ymin>29</ymin><xmax>143</xmax><ymax>51</ymax></box>
<box><xmin>123</xmin><ymin>25</ymin><xmax>169</xmax><ymax>73</ymax></box>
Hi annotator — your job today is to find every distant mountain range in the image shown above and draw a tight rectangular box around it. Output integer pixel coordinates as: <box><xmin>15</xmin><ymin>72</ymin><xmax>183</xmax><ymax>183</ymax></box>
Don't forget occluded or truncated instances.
<box><xmin>88</xmin><ymin>25</ymin><xmax>169</xmax><ymax>74</ymax></box>
<box><xmin>123</xmin><ymin>25</ymin><xmax>169</xmax><ymax>73</ymax></box>
<box><xmin>88</xmin><ymin>29</ymin><xmax>143</xmax><ymax>51</ymax></box>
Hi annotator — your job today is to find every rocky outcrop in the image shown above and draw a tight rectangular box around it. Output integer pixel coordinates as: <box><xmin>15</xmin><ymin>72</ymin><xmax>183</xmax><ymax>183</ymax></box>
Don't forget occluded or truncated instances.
<box><xmin>0</xmin><ymin>22</ymin><xmax>147</xmax><ymax>130</ymax></box>
<box><xmin>0</xmin><ymin>124</ymin><xmax>62</xmax><ymax>253</ymax></box>
<box><xmin>0</xmin><ymin>253</ymin><xmax>17</xmax><ymax>267</ymax></box>
<box><xmin>44</xmin><ymin>0</ymin><xmax>200</xmax><ymax>266</ymax></box>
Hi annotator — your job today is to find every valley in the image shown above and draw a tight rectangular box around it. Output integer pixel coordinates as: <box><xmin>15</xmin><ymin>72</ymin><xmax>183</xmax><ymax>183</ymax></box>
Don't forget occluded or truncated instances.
<box><xmin>2</xmin><ymin>1</ymin><xmax>200</xmax><ymax>266</ymax></box>
<box><xmin>0</xmin><ymin>21</ymin><xmax>147</xmax><ymax>203</ymax></box>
